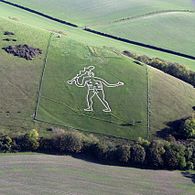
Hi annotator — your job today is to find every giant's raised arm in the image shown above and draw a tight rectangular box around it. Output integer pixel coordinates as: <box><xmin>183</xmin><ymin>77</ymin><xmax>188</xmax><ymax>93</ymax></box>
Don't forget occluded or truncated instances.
<box><xmin>95</xmin><ymin>77</ymin><xmax>124</xmax><ymax>87</ymax></box>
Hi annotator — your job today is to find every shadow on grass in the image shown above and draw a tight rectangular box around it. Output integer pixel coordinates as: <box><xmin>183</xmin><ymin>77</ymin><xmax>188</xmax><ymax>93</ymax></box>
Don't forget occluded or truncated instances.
<box><xmin>181</xmin><ymin>172</ymin><xmax>195</xmax><ymax>183</ymax></box>
<box><xmin>156</xmin><ymin>118</ymin><xmax>186</xmax><ymax>139</ymax></box>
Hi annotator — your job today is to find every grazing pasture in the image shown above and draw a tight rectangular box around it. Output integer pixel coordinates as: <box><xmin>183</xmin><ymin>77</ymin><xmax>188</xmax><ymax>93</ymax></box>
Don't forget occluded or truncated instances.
<box><xmin>0</xmin><ymin>154</ymin><xmax>194</xmax><ymax>195</ymax></box>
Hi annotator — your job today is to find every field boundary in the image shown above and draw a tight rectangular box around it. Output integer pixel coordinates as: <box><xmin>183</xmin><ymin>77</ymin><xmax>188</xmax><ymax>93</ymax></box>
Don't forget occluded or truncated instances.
<box><xmin>1</xmin><ymin>0</ymin><xmax>195</xmax><ymax>61</ymax></box>
<box><xmin>146</xmin><ymin>65</ymin><xmax>151</xmax><ymax>139</ymax></box>
<box><xmin>33</xmin><ymin>33</ymin><xmax>53</xmax><ymax>120</ymax></box>
<box><xmin>112</xmin><ymin>9</ymin><xmax>195</xmax><ymax>24</ymax></box>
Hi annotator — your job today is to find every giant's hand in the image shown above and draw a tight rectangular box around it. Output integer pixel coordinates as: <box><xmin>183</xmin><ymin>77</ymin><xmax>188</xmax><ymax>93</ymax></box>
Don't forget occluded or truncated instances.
<box><xmin>117</xmin><ymin>81</ymin><xmax>124</xmax><ymax>86</ymax></box>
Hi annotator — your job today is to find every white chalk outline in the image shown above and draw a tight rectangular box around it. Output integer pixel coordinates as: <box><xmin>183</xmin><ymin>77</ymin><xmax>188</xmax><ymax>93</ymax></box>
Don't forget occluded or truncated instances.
<box><xmin>67</xmin><ymin>66</ymin><xmax>124</xmax><ymax>112</ymax></box>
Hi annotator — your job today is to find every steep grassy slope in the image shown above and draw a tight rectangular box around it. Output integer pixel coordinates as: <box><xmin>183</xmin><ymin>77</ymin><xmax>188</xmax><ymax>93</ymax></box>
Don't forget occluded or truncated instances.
<box><xmin>95</xmin><ymin>12</ymin><xmax>195</xmax><ymax>57</ymax></box>
<box><xmin>35</xmin><ymin>36</ymin><xmax>148</xmax><ymax>139</ymax></box>
<box><xmin>149</xmin><ymin>67</ymin><xmax>195</xmax><ymax>136</ymax></box>
<box><xmin>0</xmin><ymin>5</ymin><xmax>195</xmax><ymax>139</ymax></box>
<box><xmin>1</xmin><ymin>3</ymin><xmax>195</xmax><ymax>71</ymax></box>
<box><xmin>0</xmin><ymin>18</ymin><xmax>50</xmax><ymax>134</ymax></box>
<box><xmin>7</xmin><ymin>0</ymin><xmax>194</xmax><ymax>25</ymax></box>
<box><xmin>5</xmin><ymin>0</ymin><xmax>195</xmax><ymax>56</ymax></box>
<box><xmin>0</xmin><ymin>154</ymin><xmax>194</xmax><ymax>195</ymax></box>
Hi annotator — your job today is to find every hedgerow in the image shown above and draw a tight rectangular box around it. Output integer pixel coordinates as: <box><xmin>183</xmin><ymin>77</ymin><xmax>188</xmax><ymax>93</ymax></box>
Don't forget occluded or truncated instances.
<box><xmin>1</xmin><ymin>124</ymin><xmax>195</xmax><ymax>170</ymax></box>
<box><xmin>122</xmin><ymin>50</ymin><xmax>195</xmax><ymax>87</ymax></box>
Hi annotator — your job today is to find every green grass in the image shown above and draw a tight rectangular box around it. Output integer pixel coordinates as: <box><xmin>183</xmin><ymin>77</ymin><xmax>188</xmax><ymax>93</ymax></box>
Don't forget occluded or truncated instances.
<box><xmin>0</xmin><ymin>3</ymin><xmax>195</xmax><ymax>139</ymax></box>
<box><xmin>95</xmin><ymin>12</ymin><xmax>195</xmax><ymax>57</ymax></box>
<box><xmin>0</xmin><ymin>17</ymin><xmax>50</xmax><ymax>135</ymax></box>
<box><xmin>1</xmin><ymin>3</ymin><xmax>195</xmax><ymax>71</ymax></box>
<box><xmin>0</xmin><ymin>154</ymin><xmax>194</xmax><ymax>195</ymax></box>
<box><xmin>7</xmin><ymin>0</ymin><xmax>194</xmax><ymax>25</ymax></box>
<box><xmin>6</xmin><ymin>0</ymin><xmax>195</xmax><ymax>56</ymax></box>
<box><xmin>36</xmin><ymin>35</ymin><xmax>148</xmax><ymax>139</ymax></box>
<box><xmin>149</xmin><ymin>67</ymin><xmax>195</xmax><ymax>135</ymax></box>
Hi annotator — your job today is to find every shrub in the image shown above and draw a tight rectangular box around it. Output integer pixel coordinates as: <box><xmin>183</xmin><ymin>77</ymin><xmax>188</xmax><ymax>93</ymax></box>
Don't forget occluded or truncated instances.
<box><xmin>146</xmin><ymin>140</ymin><xmax>167</xmax><ymax>168</ymax></box>
<box><xmin>186</xmin><ymin>161</ymin><xmax>194</xmax><ymax>170</ymax></box>
<box><xmin>0</xmin><ymin>135</ymin><xmax>12</xmax><ymax>152</ymax></box>
<box><xmin>123</xmin><ymin>50</ymin><xmax>195</xmax><ymax>87</ymax></box>
<box><xmin>164</xmin><ymin>143</ymin><xmax>186</xmax><ymax>170</ymax></box>
<box><xmin>116</xmin><ymin>144</ymin><xmax>131</xmax><ymax>164</ymax></box>
<box><xmin>39</xmin><ymin>137</ymin><xmax>55</xmax><ymax>153</ymax></box>
<box><xmin>182</xmin><ymin>117</ymin><xmax>195</xmax><ymax>138</ymax></box>
<box><xmin>54</xmin><ymin>131</ymin><xmax>83</xmax><ymax>154</ymax></box>
<box><xmin>130</xmin><ymin>144</ymin><xmax>146</xmax><ymax>165</ymax></box>
<box><xmin>16</xmin><ymin>129</ymin><xmax>39</xmax><ymax>151</ymax></box>
<box><xmin>137</xmin><ymin>137</ymin><xmax>150</xmax><ymax>147</ymax></box>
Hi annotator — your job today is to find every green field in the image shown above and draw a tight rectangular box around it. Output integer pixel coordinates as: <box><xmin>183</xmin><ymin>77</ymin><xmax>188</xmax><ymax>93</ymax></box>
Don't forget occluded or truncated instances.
<box><xmin>1</xmin><ymin>2</ymin><xmax>195</xmax><ymax>71</ymax></box>
<box><xmin>0</xmin><ymin>154</ymin><xmax>194</xmax><ymax>195</ymax></box>
<box><xmin>6</xmin><ymin>0</ymin><xmax>195</xmax><ymax>56</ymax></box>
<box><xmin>0</xmin><ymin>2</ymin><xmax>195</xmax><ymax>139</ymax></box>
<box><xmin>35</xmin><ymin>35</ymin><xmax>148</xmax><ymax>139</ymax></box>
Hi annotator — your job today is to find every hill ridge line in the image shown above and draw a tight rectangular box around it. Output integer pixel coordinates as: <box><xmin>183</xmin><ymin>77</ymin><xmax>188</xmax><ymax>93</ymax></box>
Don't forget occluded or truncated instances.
<box><xmin>1</xmin><ymin>0</ymin><xmax>195</xmax><ymax>62</ymax></box>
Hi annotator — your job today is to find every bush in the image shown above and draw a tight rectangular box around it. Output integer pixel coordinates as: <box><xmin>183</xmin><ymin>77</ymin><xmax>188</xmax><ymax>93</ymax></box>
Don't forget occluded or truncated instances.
<box><xmin>183</xmin><ymin>117</ymin><xmax>195</xmax><ymax>138</ymax></box>
<box><xmin>39</xmin><ymin>137</ymin><xmax>55</xmax><ymax>153</ymax></box>
<box><xmin>186</xmin><ymin>161</ymin><xmax>194</xmax><ymax>170</ymax></box>
<box><xmin>54</xmin><ymin>131</ymin><xmax>83</xmax><ymax>154</ymax></box>
<box><xmin>130</xmin><ymin>144</ymin><xmax>146</xmax><ymax>165</ymax></box>
<box><xmin>0</xmin><ymin>135</ymin><xmax>12</xmax><ymax>152</ymax></box>
<box><xmin>146</xmin><ymin>140</ymin><xmax>167</xmax><ymax>168</ymax></box>
<box><xmin>16</xmin><ymin>129</ymin><xmax>39</xmax><ymax>151</ymax></box>
<box><xmin>89</xmin><ymin>141</ymin><xmax>116</xmax><ymax>162</ymax></box>
<box><xmin>116</xmin><ymin>144</ymin><xmax>131</xmax><ymax>164</ymax></box>
<box><xmin>123</xmin><ymin>50</ymin><xmax>195</xmax><ymax>87</ymax></box>
<box><xmin>164</xmin><ymin>143</ymin><xmax>186</xmax><ymax>170</ymax></box>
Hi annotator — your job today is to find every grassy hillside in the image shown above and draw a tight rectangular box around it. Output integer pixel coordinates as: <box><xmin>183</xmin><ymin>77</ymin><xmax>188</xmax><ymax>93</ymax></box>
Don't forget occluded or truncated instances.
<box><xmin>1</xmin><ymin>2</ymin><xmax>195</xmax><ymax>71</ymax></box>
<box><xmin>7</xmin><ymin>0</ymin><xmax>194</xmax><ymax>25</ymax></box>
<box><xmin>149</xmin><ymin>67</ymin><xmax>195</xmax><ymax>136</ymax></box>
<box><xmin>95</xmin><ymin>12</ymin><xmax>195</xmax><ymax>57</ymax></box>
<box><xmin>0</xmin><ymin>154</ymin><xmax>194</xmax><ymax>195</ymax></box>
<box><xmin>0</xmin><ymin>4</ymin><xmax>195</xmax><ymax>139</ymax></box>
<box><xmin>35</xmin><ymin>35</ymin><xmax>148</xmax><ymax>139</ymax></box>
<box><xmin>0</xmin><ymin>17</ymin><xmax>50</xmax><ymax>135</ymax></box>
<box><xmin>5</xmin><ymin>0</ymin><xmax>195</xmax><ymax>56</ymax></box>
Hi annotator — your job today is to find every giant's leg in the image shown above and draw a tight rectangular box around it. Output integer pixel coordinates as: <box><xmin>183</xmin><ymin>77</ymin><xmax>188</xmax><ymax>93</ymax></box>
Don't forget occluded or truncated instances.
<box><xmin>96</xmin><ymin>90</ymin><xmax>111</xmax><ymax>112</ymax></box>
<box><xmin>84</xmin><ymin>90</ymin><xmax>95</xmax><ymax>111</ymax></box>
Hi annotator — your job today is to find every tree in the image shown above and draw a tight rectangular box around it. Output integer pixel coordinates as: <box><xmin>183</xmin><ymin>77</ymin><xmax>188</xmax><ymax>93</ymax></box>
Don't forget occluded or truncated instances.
<box><xmin>130</xmin><ymin>144</ymin><xmax>146</xmax><ymax>165</ymax></box>
<box><xmin>183</xmin><ymin>117</ymin><xmax>195</xmax><ymax>138</ymax></box>
<box><xmin>147</xmin><ymin>140</ymin><xmax>166</xmax><ymax>168</ymax></box>
<box><xmin>164</xmin><ymin>143</ymin><xmax>186</xmax><ymax>170</ymax></box>
<box><xmin>116</xmin><ymin>144</ymin><xmax>131</xmax><ymax>164</ymax></box>
<box><xmin>55</xmin><ymin>132</ymin><xmax>83</xmax><ymax>154</ymax></box>
<box><xmin>17</xmin><ymin>129</ymin><xmax>40</xmax><ymax>151</ymax></box>
<box><xmin>0</xmin><ymin>135</ymin><xmax>12</xmax><ymax>152</ymax></box>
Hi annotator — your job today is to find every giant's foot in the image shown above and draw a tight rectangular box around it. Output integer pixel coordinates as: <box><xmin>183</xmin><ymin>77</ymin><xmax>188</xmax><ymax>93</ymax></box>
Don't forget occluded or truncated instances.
<box><xmin>84</xmin><ymin>107</ymin><xmax>93</xmax><ymax>112</ymax></box>
<box><xmin>103</xmin><ymin>108</ymin><xmax>111</xmax><ymax>112</ymax></box>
